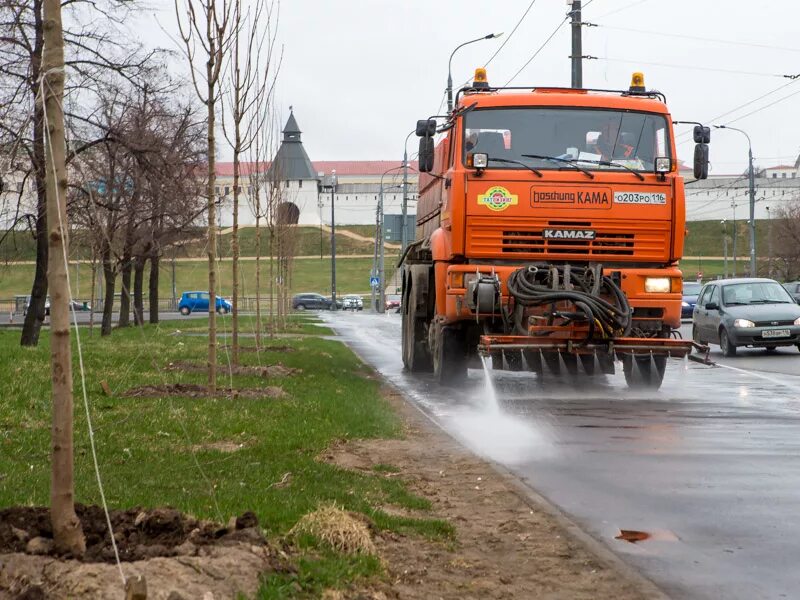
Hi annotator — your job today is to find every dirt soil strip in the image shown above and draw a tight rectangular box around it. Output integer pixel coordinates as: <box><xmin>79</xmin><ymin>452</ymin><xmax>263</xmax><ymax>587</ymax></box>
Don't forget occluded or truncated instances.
<box><xmin>322</xmin><ymin>387</ymin><xmax>668</xmax><ymax>600</ymax></box>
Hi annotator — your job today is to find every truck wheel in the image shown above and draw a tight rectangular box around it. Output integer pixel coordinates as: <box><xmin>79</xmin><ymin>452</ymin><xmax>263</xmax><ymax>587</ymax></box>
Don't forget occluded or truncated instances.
<box><xmin>622</xmin><ymin>354</ymin><xmax>666</xmax><ymax>390</ymax></box>
<box><xmin>401</xmin><ymin>271</ymin><xmax>432</xmax><ymax>372</ymax></box>
<box><xmin>433</xmin><ymin>324</ymin><xmax>467</xmax><ymax>386</ymax></box>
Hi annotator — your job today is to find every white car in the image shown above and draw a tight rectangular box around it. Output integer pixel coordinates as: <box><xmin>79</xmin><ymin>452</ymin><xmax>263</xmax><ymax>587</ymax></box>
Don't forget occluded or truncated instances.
<box><xmin>341</xmin><ymin>295</ymin><xmax>364</xmax><ymax>311</ymax></box>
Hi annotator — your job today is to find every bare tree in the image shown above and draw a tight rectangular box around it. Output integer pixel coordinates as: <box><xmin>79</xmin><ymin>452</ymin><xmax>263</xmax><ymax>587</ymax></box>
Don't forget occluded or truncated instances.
<box><xmin>223</xmin><ymin>0</ymin><xmax>280</xmax><ymax>361</ymax></box>
<box><xmin>42</xmin><ymin>0</ymin><xmax>85</xmax><ymax>556</ymax></box>
<box><xmin>0</xmin><ymin>0</ymin><xmax>156</xmax><ymax>346</ymax></box>
<box><xmin>176</xmin><ymin>0</ymin><xmax>232</xmax><ymax>391</ymax></box>
<box><xmin>773</xmin><ymin>198</ymin><xmax>800</xmax><ymax>281</ymax></box>
<box><xmin>70</xmin><ymin>81</ymin><xmax>206</xmax><ymax>332</ymax></box>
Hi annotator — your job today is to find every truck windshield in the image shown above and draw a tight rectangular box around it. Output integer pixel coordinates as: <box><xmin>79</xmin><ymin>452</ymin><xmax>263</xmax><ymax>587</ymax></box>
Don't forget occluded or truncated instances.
<box><xmin>463</xmin><ymin>107</ymin><xmax>671</xmax><ymax>173</ymax></box>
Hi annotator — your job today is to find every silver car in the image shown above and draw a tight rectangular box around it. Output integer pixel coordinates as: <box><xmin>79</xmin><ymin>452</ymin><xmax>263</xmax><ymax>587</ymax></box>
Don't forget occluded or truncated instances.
<box><xmin>341</xmin><ymin>295</ymin><xmax>364</xmax><ymax>311</ymax></box>
<box><xmin>692</xmin><ymin>278</ymin><xmax>800</xmax><ymax>356</ymax></box>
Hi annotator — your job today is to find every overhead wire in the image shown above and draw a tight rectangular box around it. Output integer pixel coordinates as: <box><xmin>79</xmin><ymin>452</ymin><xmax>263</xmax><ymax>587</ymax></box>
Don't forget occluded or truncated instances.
<box><xmin>591</xmin><ymin>56</ymin><xmax>796</xmax><ymax>79</ymax></box>
<box><xmin>484</xmin><ymin>0</ymin><xmax>539</xmax><ymax>67</ymax></box>
<box><xmin>594</xmin><ymin>0</ymin><xmax>653</xmax><ymax>19</ymax></box>
<box><xmin>676</xmin><ymin>78</ymin><xmax>800</xmax><ymax>143</ymax></box>
<box><xmin>595</xmin><ymin>24</ymin><xmax>800</xmax><ymax>54</ymax></box>
<box><xmin>505</xmin><ymin>15</ymin><xmax>569</xmax><ymax>85</ymax></box>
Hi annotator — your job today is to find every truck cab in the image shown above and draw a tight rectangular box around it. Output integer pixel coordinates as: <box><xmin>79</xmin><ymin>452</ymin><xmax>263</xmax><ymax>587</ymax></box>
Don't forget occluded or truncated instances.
<box><xmin>401</xmin><ymin>71</ymin><xmax>709</xmax><ymax>389</ymax></box>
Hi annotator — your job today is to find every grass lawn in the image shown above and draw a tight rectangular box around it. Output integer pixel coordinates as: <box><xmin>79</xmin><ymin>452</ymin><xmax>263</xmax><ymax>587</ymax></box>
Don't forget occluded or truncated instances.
<box><xmin>0</xmin><ymin>319</ymin><xmax>452</xmax><ymax>597</ymax></box>
<box><xmin>0</xmin><ymin>226</ymin><xmax>383</xmax><ymax>264</ymax></box>
<box><xmin>0</xmin><ymin>256</ymin><xmax>390</xmax><ymax>300</ymax></box>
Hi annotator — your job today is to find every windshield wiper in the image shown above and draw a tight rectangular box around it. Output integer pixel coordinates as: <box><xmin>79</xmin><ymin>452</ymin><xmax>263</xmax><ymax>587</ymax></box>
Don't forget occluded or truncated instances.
<box><xmin>751</xmin><ymin>299</ymin><xmax>790</xmax><ymax>304</ymax></box>
<box><xmin>521</xmin><ymin>154</ymin><xmax>595</xmax><ymax>179</ymax></box>
<box><xmin>486</xmin><ymin>157</ymin><xmax>543</xmax><ymax>177</ymax></box>
<box><xmin>573</xmin><ymin>157</ymin><xmax>646</xmax><ymax>181</ymax></box>
<box><xmin>725</xmin><ymin>301</ymin><xmax>748</xmax><ymax>306</ymax></box>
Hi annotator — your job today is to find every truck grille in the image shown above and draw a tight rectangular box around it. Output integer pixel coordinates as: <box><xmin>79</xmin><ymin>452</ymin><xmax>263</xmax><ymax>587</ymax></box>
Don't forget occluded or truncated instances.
<box><xmin>502</xmin><ymin>229</ymin><xmax>635</xmax><ymax>255</ymax></box>
<box><xmin>467</xmin><ymin>218</ymin><xmax>670</xmax><ymax>261</ymax></box>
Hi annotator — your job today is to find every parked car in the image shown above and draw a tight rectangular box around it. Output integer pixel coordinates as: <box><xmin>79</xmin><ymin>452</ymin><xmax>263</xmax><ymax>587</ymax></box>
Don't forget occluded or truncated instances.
<box><xmin>341</xmin><ymin>294</ymin><xmax>364</xmax><ymax>311</ymax></box>
<box><xmin>70</xmin><ymin>300</ymin><xmax>91</xmax><ymax>311</ymax></box>
<box><xmin>681</xmin><ymin>281</ymin><xmax>703</xmax><ymax>319</ymax></box>
<box><xmin>178</xmin><ymin>291</ymin><xmax>232</xmax><ymax>315</ymax></box>
<box><xmin>291</xmin><ymin>293</ymin><xmax>342</xmax><ymax>311</ymax></box>
<box><xmin>385</xmin><ymin>295</ymin><xmax>401</xmax><ymax>312</ymax></box>
<box><xmin>782</xmin><ymin>281</ymin><xmax>800</xmax><ymax>303</ymax></box>
<box><xmin>22</xmin><ymin>295</ymin><xmax>50</xmax><ymax>316</ymax></box>
<box><xmin>692</xmin><ymin>278</ymin><xmax>800</xmax><ymax>356</ymax></box>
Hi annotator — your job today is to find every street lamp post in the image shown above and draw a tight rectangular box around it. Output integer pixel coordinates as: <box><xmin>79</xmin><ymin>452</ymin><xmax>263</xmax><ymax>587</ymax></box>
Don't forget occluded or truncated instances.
<box><xmin>715</xmin><ymin>125</ymin><xmax>756</xmax><ymax>277</ymax></box>
<box><xmin>319</xmin><ymin>172</ymin><xmax>338</xmax><ymax>307</ymax></box>
<box><xmin>446</xmin><ymin>33</ymin><xmax>503</xmax><ymax>112</ymax></box>
<box><xmin>401</xmin><ymin>129</ymin><xmax>416</xmax><ymax>255</ymax></box>
<box><xmin>329</xmin><ymin>170</ymin><xmax>337</xmax><ymax>309</ymax></box>
<box><xmin>376</xmin><ymin>166</ymin><xmax>407</xmax><ymax>312</ymax></box>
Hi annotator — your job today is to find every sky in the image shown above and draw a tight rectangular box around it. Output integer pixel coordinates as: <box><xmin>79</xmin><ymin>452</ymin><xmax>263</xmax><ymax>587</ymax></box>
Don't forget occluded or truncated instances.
<box><xmin>141</xmin><ymin>0</ymin><xmax>800</xmax><ymax>176</ymax></box>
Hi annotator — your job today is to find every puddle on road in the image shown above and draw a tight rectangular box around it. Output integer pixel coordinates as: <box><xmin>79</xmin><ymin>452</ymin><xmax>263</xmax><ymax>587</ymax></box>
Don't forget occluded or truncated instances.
<box><xmin>716</xmin><ymin>363</ymin><xmax>800</xmax><ymax>397</ymax></box>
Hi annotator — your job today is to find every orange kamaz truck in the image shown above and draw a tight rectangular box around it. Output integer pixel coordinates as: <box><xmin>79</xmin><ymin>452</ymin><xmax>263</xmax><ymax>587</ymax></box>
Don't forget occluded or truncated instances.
<box><xmin>400</xmin><ymin>70</ymin><xmax>710</xmax><ymax>389</ymax></box>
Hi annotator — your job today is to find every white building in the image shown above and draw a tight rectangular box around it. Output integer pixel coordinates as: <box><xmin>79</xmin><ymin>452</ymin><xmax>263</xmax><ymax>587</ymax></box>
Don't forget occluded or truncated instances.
<box><xmin>215</xmin><ymin>111</ymin><xmax>418</xmax><ymax>227</ymax></box>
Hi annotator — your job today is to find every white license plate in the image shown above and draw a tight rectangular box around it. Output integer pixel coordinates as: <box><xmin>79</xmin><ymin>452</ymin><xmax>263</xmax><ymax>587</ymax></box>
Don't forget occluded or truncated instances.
<box><xmin>762</xmin><ymin>329</ymin><xmax>790</xmax><ymax>338</ymax></box>
<box><xmin>613</xmin><ymin>191</ymin><xmax>667</xmax><ymax>205</ymax></box>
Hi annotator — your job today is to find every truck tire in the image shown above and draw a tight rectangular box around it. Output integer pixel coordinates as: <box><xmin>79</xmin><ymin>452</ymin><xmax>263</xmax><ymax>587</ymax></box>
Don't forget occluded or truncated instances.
<box><xmin>622</xmin><ymin>353</ymin><xmax>666</xmax><ymax>390</ymax></box>
<box><xmin>401</xmin><ymin>267</ymin><xmax>432</xmax><ymax>372</ymax></box>
<box><xmin>433</xmin><ymin>324</ymin><xmax>467</xmax><ymax>386</ymax></box>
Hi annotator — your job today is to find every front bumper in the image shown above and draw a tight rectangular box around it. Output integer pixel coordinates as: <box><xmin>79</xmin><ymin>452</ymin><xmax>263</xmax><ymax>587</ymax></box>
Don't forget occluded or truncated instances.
<box><xmin>729</xmin><ymin>325</ymin><xmax>800</xmax><ymax>347</ymax></box>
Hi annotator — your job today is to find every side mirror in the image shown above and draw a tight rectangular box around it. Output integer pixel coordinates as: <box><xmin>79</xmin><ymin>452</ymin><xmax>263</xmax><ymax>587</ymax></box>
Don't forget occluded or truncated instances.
<box><xmin>693</xmin><ymin>125</ymin><xmax>711</xmax><ymax>144</ymax></box>
<box><xmin>705</xmin><ymin>301</ymin><xmax>719</xmax><ymax>310</ymax></box>
<box><xmin>416</xmin><ymin>119</ymin><xmax>436</xmax><ymax>137</ymax></box>
<box><xmin>418</xmin><ymin>136</ymin><xmax>434</xmax><ymax>173</ymax></box>
<box><xmin>694</xmin><ymin>143</ymin><xmax>709</xmax><ymax>179</ymax></box>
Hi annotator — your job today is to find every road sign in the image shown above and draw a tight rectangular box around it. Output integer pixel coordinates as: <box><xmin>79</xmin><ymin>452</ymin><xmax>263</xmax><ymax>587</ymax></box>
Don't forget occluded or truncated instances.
<box><xmin>370</xmin><ymin>276</ymin><xmax>380</xmax><ymax>288</ymax></box>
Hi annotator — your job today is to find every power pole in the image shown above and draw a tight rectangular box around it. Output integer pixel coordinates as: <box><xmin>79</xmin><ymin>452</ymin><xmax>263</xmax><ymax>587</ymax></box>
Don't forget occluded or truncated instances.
<box><xmin>329</xmin><ymin>170</ymin><xmax>337</xmax><ymax>309</ymax></box>
<box><xmin>766</xmin><ymin>206</ymin><xmax>773</xmax><ymax>278</ymax></box>
<box><xmin>747</xmin><ymin>147</ymin><xmax>757</xmax><ymax>276</ymax></box>
<box><xmin>570</xmin><ymin>0</ymin><xmax>582</xmax><ymax>88</ymax></box>
<box><xmin>721</xmin><ymin>220</ymin><xmax>728</xmax><ymax>279</ymax></box>
<box><xmin>731</xmin><ymin>201</ymin><xmax>737</xmax><ymax>277</ymax></box>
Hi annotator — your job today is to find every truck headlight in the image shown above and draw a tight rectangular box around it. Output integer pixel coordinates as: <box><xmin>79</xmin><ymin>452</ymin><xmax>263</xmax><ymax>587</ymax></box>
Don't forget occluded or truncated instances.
<box><xmin>644</xmin><ymin>277</ymin><xmax>670</xmax><ymax>293</ymax></box>
<box><xmin>733</xmin><ymin>319</ymin><xmax>755</xmax><ymax>328</ymax></box>
<box><xmin>655</xmin><ymin>157</ymin><xmax>671</xmax><ymax>173</ymax></box>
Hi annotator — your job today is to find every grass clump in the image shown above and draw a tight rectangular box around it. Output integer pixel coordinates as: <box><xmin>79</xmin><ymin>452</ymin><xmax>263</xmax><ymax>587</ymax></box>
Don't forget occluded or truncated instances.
<box><xmin>290</xmin><ymin>504</ymin><xmax>376</xmax><ymax>556</ymax></box>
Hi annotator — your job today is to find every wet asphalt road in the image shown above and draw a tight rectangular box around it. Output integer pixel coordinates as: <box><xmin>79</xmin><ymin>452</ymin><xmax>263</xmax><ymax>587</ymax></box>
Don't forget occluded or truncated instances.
<box><xmin>323</xmin><ymin>311</ymin><xmax>800</xmax><ymax>600</ymax></box>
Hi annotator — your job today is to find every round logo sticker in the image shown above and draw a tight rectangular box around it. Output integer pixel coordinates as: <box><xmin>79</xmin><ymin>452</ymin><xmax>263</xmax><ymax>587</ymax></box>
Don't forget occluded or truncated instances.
<box><xmin>478</xmin><ymin>186</ymin><xmax>518</xmax><ymax>212</ymax></box>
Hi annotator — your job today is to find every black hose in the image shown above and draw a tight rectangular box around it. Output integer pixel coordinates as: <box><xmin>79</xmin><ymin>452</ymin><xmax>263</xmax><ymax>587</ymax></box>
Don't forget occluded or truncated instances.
<box><xmin>505</xmin><ymin>265</ymin><xmax>631</xmax><ymax>342</ymax></box>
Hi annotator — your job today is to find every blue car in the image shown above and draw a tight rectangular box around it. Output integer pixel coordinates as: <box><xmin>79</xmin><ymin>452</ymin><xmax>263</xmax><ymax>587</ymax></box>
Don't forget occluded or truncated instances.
<box><xmin>681</xmin><ymin>281</ymin><xmax>703</xmax><ymax>319</ymax></box>
<box><xmin>178</xmin><ymin>291</ymin><xmax>232</xmax><ymax>315</ymax></box>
